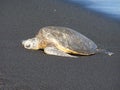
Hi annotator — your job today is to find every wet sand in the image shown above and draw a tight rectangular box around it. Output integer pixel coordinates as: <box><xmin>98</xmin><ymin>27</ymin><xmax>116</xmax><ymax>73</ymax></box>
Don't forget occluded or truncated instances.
<box><xmin>0</xmin><ymin>0</ymin><xmax>120</xmax><ymax>90</ymax></box>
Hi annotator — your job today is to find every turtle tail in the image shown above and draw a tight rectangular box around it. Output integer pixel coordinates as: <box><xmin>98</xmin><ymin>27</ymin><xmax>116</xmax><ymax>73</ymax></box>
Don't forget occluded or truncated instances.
<box><xmin>96</xmin><ymin>48</ymin><xmax>114</xmax><ymax>56</ymax></box>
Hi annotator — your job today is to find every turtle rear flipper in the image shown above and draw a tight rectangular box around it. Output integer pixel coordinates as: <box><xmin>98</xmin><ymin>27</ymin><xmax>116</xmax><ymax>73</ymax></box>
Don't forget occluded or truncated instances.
<box><xmin>44</xmin><ymin>46</ymin><xmax>77</xmax><ymax>58</ymax></box>
<box><xmin>96</xmin><ymin>49</ymin><xmax>114</xmax><ymax>56</ymax></box>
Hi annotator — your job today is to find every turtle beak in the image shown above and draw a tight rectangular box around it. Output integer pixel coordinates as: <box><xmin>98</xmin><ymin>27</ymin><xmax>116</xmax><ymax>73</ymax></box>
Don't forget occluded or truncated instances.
<box><xmin>22</xmin><ymin>40</ymin><xmax>25</xmax><ymax>46</ymax></box>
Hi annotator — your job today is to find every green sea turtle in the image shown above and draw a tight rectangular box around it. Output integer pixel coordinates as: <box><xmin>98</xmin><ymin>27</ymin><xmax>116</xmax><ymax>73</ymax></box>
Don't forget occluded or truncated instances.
<box><xmin>22</xmin><ymin>26</ymin><xmax>113</xmax><ymax>58</ymax></box>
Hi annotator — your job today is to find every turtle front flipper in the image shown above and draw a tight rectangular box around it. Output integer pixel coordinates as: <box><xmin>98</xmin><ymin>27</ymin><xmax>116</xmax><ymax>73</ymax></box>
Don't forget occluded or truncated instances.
<box><xmin>44</xmin><ymin>46</ymin><xmax>77</xmax><ymax>58</ymax></box>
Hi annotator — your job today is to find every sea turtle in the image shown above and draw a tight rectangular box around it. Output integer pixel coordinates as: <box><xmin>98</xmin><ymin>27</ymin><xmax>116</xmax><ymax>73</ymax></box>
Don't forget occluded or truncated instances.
<box><xmin>22</xmin><ymin>26</ymin><xmax>113</xmax><ymax>58</ymax></box>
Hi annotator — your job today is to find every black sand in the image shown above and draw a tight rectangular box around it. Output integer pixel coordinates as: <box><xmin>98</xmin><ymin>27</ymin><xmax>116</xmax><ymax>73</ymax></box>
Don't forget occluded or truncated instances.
<box><xmin>0</xmin><ymin>0</ymin><xmax>120</xmax><ymax>90</ymax></box>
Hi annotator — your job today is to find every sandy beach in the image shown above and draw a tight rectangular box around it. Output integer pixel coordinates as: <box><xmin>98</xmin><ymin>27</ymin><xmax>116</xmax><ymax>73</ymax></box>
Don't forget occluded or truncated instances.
<box><xmin>0</xmin><ymin>0</ymin><xmax>120</xmax><ymax>90</ymax></box>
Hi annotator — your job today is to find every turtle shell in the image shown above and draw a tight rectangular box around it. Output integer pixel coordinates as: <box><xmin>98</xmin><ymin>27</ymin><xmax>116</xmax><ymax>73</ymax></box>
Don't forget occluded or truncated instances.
<box><xmin>37</xmin><ymin>26</ymin><xmax>97</xmax><ymax>55</ymax></box>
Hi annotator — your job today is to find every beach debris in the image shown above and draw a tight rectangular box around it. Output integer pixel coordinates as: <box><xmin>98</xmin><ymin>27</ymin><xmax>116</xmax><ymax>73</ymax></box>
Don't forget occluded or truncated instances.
<box><xmin>22</xmin><ymin>26</ymin><xmax>114</xmax><ymax>57</ymax></box>
<box><xmin>53</xmin><ymin>9</ymin><xmax>56</xmax><ymax>12</ymax></box>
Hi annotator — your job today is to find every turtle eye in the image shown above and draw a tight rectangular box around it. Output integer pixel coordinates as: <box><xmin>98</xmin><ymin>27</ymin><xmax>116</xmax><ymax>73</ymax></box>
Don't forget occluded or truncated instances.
<box><xmin>25</xmin><ymin>42</ymin><xmax>32</xmax><ymax>49</ymax></box>
<box><xmin>25</xmin><ymin>44</ymin><xmax>31</xmax><ymax>48</ymax></box>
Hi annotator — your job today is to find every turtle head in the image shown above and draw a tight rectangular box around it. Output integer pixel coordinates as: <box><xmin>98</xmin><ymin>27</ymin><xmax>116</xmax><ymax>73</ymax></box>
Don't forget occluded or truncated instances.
<box><xmin>22</xmin><ymin>37</ymin><xmax>40</xmax><ymax>50</ymax></box>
